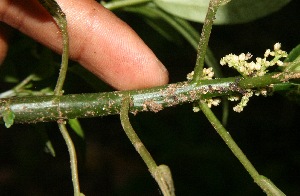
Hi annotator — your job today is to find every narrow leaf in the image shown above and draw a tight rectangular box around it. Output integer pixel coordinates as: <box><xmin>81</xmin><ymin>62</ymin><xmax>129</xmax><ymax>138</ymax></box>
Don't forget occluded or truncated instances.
<box><xmin>282</xmin><ymin>44</ymin><xmax>300</xmax><ymax>72</ymax></box>
<box><xmin>153</xmin><ymin>0</ymin><xmax>291</xmax><ymax>24</ymax></box>
<box><xmin>285</xmin><ymin>44</ymin><xmax>300</xmax><ymax>63</ymax></box>
<box><xmin>44</xmin><ymin>140</ymin><xmax>56</xmax><ymax>157</ymax></box>
<box><xmin>36</xmin><ymin>125</ymin><xmax>57</xmax><ymax>157</ymax></box>
<box><xmin>68</xmin><ymin>118</ymin><xmax>85</xmax><ymax>138</ymax></box>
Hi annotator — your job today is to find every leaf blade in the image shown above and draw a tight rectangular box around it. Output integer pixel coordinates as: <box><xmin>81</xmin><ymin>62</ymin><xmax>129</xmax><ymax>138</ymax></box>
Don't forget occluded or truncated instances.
<box><xmin>153</xmin><ymin>0</ymin><xmax>291</xmax><ymax>24</ymax></box>
<box><xmin>68</xmin><ymin>118</ymin><xmax>85</xmax><ymax>138</ymax></box>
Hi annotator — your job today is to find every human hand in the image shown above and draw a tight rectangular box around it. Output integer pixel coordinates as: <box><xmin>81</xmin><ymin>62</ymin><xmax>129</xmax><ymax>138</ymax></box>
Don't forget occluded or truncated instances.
<box><xmin>0</xmin><ymin>0</ymin><xmax>169</xmax><ymax>90</ymax></box>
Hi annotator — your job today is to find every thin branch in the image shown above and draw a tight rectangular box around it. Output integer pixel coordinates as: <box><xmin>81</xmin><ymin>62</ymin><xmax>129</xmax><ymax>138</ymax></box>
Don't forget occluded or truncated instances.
<box><xmin>198</xmin><ymin>101</ymin><xmax>285</xmax><ymax>196</ymax></box>
<box><xmin>37</xmin><ymin>2</ymin><xmax>81</xmax><ymax>196</ymax></box>
<box><xmin>120</xmin><ymin>94</ymin><xmax>157</xmax><ymax>170</ymax></box>
<box><xmin>120</xmin><ymin>95</ymin><xmax>175</xmax><ymax>196</ymax></box>
<box><xmin>58</xmin><ymin>123</ymin><xmax>82</xmax><ymax>196</ymax></box>
<box><xmin>52</xmin><ymin>5</ymin><xmax>69</xmax><ymax>96</ymax></box>
<box><xmin>191</xmin><ymin>0</ymin><xmax>221</xmax><ymax>83</ymax></box>
<box><xmin>38</xmin><ymin>0</ymin><xmax>69</xmax><ymax>96</ymax></box>
<box><xmin>0</xmin><ymin>74</ymin><xmax>38</xmax><ymax>98</ymax></box>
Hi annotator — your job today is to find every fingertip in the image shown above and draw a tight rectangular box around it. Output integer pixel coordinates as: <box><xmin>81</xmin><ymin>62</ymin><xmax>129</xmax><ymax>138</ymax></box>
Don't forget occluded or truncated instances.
<box><xmin>137</xmin><ymin>59</ymin><xmax>169</xmax><ymax>89</ymax></box>
<box><xmin>116</xmin><ymin>59</ymin><xmax>169</xmax><ymax>90</ymax></box>
<box><xmin>64</xmin><ymin>1</ymin><xmax>168</xmax><ymax>90</ymax></box>
<box><xmin>153</xmin><ymin>59</ymin><xmax>169</xmax><ymax>86</ymax></box>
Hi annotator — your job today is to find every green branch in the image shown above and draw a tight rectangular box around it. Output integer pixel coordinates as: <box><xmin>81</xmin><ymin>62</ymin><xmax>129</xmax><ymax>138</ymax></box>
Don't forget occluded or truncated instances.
<box><xmin>38</xmin><ymin>0</ymin><xmax>69</xmax><ymax>96</ymax></box>
<box><xmin>198</xmin><ymin>101</ymin><xmax>285</xmax><ymax>196</ymax></box>
<box><xmin>58</xmin><ymin>123</ymin><xmax>81</xmax><ymax>196</ymax></box>
<box><xmin>191</xmin><ymin>0</ymin><xmax>228</xmax><ymax>83</ymax></box>
<box><xmin>1</xmin><ymin>72</ymin><xmax>298</xmax><ymax>124</ymax></box>
<box><xmin>37</xmin><ymin>2</ymin><xmax>82</xmax><ymax>196</ymax></box>
<box><xmin>120</xmin><ymin>95</ymin><xmax>175</xmax><ymax>196</ymax></box>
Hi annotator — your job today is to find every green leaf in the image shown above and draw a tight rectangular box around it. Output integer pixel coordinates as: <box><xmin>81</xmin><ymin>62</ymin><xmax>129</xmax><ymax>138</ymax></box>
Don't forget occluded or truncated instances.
<box><xmin>68</xmin><ymin>118</ymin><xmax>85</xmax><ymax>138</ymax></box>
<box><xmin>44</xmin><ymin>140</ymin><xmax>56</xmax><ymax>157</ymax></box>
<box><xmin>285</xmin><ymin>44</ymin><xmax>300</xmax><ymax>63</ymax></box>
<box><xmin>3</xmin><ymin>76</ymin><xmax>19</xmax><ymax>83</ymax></box>
<box><xmin>2</xmin><ymin>109</ymin><xmax>15</xmax><ymax>128</ymax></box>
<box><xmin>283</xmin><ymin>44</ymin><xmax>300</xmax><ymax>72</ymax></box>
<box><xmin>124</xmin><ymin>5</ymin><xmax>184</xmax><ymax>44</ymax></box>
<box><xmin>36</xmin><ymin>125</ymin><xmax>56</xmax><ymax>157</ymax></box>
<box><xmin>153</xmin><ymin>0</ymin><xmax>291</xmax><ymax>24</ymax></box>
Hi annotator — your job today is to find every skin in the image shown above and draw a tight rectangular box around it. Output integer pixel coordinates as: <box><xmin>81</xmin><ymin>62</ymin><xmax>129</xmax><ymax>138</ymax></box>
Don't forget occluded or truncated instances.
<box><xmin>0</xmin><ymin>0</ymin><xmax>169</xmax><ymax>90</ymax></box>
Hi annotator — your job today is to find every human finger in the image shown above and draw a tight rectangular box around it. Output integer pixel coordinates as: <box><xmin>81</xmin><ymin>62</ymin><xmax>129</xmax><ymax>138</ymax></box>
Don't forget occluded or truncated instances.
<box><xmin>0</xmin><ymin>0</ymin><xmax>168</xmax><ymax>90</ymax></box>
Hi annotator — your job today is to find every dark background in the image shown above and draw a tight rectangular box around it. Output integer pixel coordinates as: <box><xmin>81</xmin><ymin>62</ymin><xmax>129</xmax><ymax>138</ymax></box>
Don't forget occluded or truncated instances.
<box><xmin>0</xmin><ymin>1</ymin><xmax>299</xmax><ymax>195</ymax></box>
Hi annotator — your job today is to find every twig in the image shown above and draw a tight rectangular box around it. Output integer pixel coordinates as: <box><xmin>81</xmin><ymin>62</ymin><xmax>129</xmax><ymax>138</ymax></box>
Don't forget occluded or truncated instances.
<box><xmin>0</xmin><ymin>74</ymin><xmax>37</xmax><ymax>98</ymax></box>
<box><xmin>58</xmin><ymin>123</ymin><xmax>81</xmax><ymax>196</ymax></box>
<box><xmin>120</xmin><ymin>95</ymin><xmax>175</xmax><ymax>196</ymax></box>
<box><xmin>38</xmin><ymin>2</ymin><xmax>81</xmax><ymax>196</ymax></box>
<box><xmin>38</xmin><ymin>0</ymin><xmax>69</xmax><ymax>95</ymax></box>
<box><xmin>191</xmin><ymin>0</ymin><xmax>224</xmax><ymax>83</ymax></box>
<box><xmin>198</xmin><ymin>100</ymin><xmax>285</xmax><ymax>196</ymax></box>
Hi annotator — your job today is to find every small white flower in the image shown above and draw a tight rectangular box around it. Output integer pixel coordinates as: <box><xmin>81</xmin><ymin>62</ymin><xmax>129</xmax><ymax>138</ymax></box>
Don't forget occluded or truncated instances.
<box><xmin>202</xmin><ymin>68</ymin><xmax>214</xmax><ymax>80</ymax></box>
<box><xmin>193</xmin><ymin>106</ymin><xmax>200</xmax><ymax>112</ymax></box>
<box><xmin>277</xmin><ymin>60</ymin><xmax>284</xmax><ymax>66</ymax></box>
<box><xmin>264</xmin><ymin>49</ymin><xmax>271</xmax><ymax>58</ymax></box>
<box><xmin>233</xmin><ymin>105</ymin><xmax>243</xmax><ymax>113</ymax></box>
<box><xmin>239</xmin><ymin>66</ymin><xmax>245</xmax><ymax>72</ymax></box>
<box><xmin>212</xmin><ymin>98</ymin><xmax>221</xmax><ymax>106</ymax></box>
<box><xmin>239</xmin><ymin>53</ymin><xmax>246</xmax><ymax>61</ymax></box>
<box><xmin>232</xmin><ymin>55</ymin><xmax>239</xmax><ymax>62</ymax></box>
<box><xmin>228</xmin><ymin>96</ymin><xmax>240</xmax><ymax>101</ymax></box>
<box><xmin>208</xmin><ymin>72</ymin><xmax>214</xmax><ymax>78</ymax></box>
<box><xmin>260</xmin><ymin>89</ymin><xmax>267</xmax><ymax>96</ymax></box>
<box><xmin>186</xmin><ymin>71</ymin><xmax>194</xmax><ymax>80</ymax></box>
<box><xmin>270</xmin><ymin>51</ymin><xmax>275</xmax><ymax>56</ymax></box>
<box><xmin>274</xmin><ymin>42</ymin><xmax>281</xmax><ymax>51</ymax></box>
<box><xmin>256</xmin><ymin>57</ymin><xmax>262</xmax><ymax>64</ymax></box>
<box><xmin>220</xmin><ymin>58</ymin><xmax>226</xmax><ymax>66</ymax></box>
<box><xmin>245</xmin><ymin>53</ymin><xmax>252</xmax><ymax>60</ymax></box>
<box><xmin>248</xmin><ymin>61</ymin><xmax>256</xmax><ymax>70</ymax></box>
<box><xmin>264</xmin><ymin>61</ymin><xmax>271</xmax><ymax>67</ymax></box>
<box><xmin>254</xmin><ymin>63</ymin><xmax>261</xmax><ymax>70</ymax></box>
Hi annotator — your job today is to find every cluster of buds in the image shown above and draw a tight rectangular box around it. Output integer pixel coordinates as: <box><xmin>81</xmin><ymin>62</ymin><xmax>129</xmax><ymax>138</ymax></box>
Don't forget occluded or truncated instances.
<box><xmin>189</xmin><ymin>43</ymin><xmax>287</xmax><ymax>113</ymax></box>
<box><xmin>193</xmin><ymin>98</ymin><xmax>221</xmax><ymax>112</ymax></box>
<box><xmin>186</xmin><ymin>67</ymin><xmax>215</xmax><ymax>81</ymax></box>
<box><xmin>201</xmin><ymin>67</ymin><xmax>214</xmax><ymax>80</ymax></box>
<box><xmin>205</xmin><ymin>98</ymin><xmax>221</xmax><ymax>108</ymax></box>
<box><xmin>188</xmin><ymin>67</ymin><xmax>219</xmax><ymax>111</ymax></box>
<box><xmin>220</xmin><ymin>43</ymin><xmax>288</xmax><ymax>77</ymax></box>
<box><xmin>231</xmin><ymin>90</ymin><xmax>253</xmax><ymax>113</ymax></box>
<box><xmin>186</xmin><ymin>71</ymin><xmax>194</xmax><ymax>81</ymax></box>
<box><xmin>227</xmin><ymin>87</ymin><xmax>268</xmax><ymax>113</ymax></box>
<box><xmin>220</xmin><ymin>43</ymin><xmax>288</xmax><ymax>112</ymax></box>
